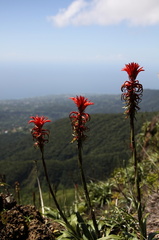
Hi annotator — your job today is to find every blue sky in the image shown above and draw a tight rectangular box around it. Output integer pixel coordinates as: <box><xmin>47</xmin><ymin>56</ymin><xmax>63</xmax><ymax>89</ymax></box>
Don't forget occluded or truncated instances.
<box><xmin>0</xmin><ymin>0</ymin><xmax>159</xmax><ymax>99</ymax></box>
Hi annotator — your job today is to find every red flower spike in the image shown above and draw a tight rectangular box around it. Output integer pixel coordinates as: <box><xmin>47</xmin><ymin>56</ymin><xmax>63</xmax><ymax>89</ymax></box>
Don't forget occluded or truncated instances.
<box><xmin>69</xmin><ymin>96</ymin><xmax>94</xmax><ymax>113</ymax></box>
<box><xmin>122</xmin><ymin>62</ymin><xmax>144</xmax><ymax>81</ymax></box>
<box><xmin>69</xmin><ymin>96</ymin><xmax>94</xmax><ymax>143</ymax></box>
<box><xmin>29</xmin><ymin>115</ymin><xmax>51</xmax><ymax>149</ymax></box>
<box><xmin>121</xmin><ymin>62</ymin><xmax>144</xmax><ymax>118</ymax></box>
<box><xmin>29</xmin><ymin>116</ymin><xmax>51</xmax><ymax>127</ymax></box>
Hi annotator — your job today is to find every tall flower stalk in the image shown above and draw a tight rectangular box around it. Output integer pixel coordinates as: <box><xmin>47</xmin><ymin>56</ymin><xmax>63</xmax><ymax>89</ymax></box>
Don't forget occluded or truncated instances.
<box><xmin>121</xmin><ymin>63</ymin><xmax>145</xmax><ymax>239</ymax></box>
<box><xmin>29</xmin><ymin>116</ymin><xmax>71</xmax><ymax>228</ymax></box>
<box><xmin>69</xmin><ymin>96</ymin><xmax>99</xmax><ymax>237</ymax></box>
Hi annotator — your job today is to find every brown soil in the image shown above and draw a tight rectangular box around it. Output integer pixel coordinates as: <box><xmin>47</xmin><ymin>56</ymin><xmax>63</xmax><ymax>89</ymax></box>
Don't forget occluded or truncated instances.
<box><xmin>0</xmin><ymin>193</ymin><xmax>62</xmax><ymax>240</ymax></box>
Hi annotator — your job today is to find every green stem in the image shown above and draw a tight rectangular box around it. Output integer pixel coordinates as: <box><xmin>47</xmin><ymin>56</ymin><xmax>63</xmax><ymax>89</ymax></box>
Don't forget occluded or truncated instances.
<box><xmin>40</xmin><ymin>148</ymin><xmax>77</xmax><ymax>235</ymax></box>
<box><xmin>77</xmin><ymin>139</ymin><xmax>99</xmax><ymax>238</ymax></box>
<box><xmin>130</xmin><ymin>116</ymin><xmax>145</xmax><ymax>239</ymax></box>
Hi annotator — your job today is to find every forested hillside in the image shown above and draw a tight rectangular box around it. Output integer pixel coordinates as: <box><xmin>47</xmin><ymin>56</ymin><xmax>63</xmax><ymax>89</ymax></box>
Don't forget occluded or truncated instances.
<box><xmin>0</xmin><ymin>112</ymin><xmax>157</xmax><ymax>194</ymax></box>
<box><xmin>1</xmin><ymin>89</ymin><xmax>159</xmax><ymax>205</ymax></box>
<box><xmin>0</xmin><ymin>89</ymin><xmax>159</xmax><ymax>133</ymax></box>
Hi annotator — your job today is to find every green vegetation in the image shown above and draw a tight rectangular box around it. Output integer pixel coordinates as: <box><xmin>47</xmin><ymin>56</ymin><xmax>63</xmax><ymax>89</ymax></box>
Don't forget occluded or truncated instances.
<box><xmin>43</xmin><ymin>114</ymin><xmax>159</xmax><ymax>239</ymax></box>
<box><xmin>1</xmin><ymin>90</ymin><xmax>159</xmax><ymax>239</ymax></box>
<box><xmin>0</xmin><ymin>112</ymin><xmax>157</xmax><ymax>199</ymax></box>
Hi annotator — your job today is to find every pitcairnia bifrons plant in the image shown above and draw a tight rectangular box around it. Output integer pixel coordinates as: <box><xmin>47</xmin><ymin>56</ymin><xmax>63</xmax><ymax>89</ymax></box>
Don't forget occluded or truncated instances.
<box><xmin>69</xmin><ymin>96</ymin><xmax>100</xmax><ymax>238</ymax></box>
<box><xmin>121</xmin><ymin>62</ymin><xmax>146</xmax><ymax>239</ymax></box>
<box><xmin>29</xmin><ymin>115</ymin><xmax>76</xmax><ymax>234</ymax></box>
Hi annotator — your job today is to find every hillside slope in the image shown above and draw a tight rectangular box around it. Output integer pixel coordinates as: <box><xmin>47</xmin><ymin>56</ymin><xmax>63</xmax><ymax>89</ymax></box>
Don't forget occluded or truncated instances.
<box><xmin>0</xmin><ymin>112</ymin><xmax>156</xmax><ymax>192</ymax></box>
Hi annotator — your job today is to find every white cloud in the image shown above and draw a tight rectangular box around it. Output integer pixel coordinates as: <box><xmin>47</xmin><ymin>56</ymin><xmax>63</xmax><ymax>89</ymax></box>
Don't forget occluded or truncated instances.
<box><xmin>47</xmin><ymin>0</ymin><xmax>88</xmax><ymax>27</ymax></box>
<box><xmin>48</xmin><ymin>0</ymin><xmax>159</xmax><ymax>27</ymax></box>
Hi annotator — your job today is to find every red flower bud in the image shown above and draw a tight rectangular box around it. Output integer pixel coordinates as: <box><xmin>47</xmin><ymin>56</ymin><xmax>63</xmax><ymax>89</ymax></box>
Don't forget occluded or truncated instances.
<box><xmin>29</xmin><ymin>116</ymin><xmax>51</xmax><ymax>149</ymax></box>
<box><xmin>69</xmin><ymin>96</ymin><xmax>94</xmax><ymax>143</ymax></box>
<box><xmin>69</xmin><ymin>96</ymin><xmax>94</xmax><ymax>113</ymax></box>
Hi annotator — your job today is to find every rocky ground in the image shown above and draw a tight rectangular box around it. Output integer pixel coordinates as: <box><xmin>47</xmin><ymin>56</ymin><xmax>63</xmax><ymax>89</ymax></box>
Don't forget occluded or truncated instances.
<box><xmin>146</xmin><ymin>192</ymin><xmax>159</xmax><ymax>235</ymax></box>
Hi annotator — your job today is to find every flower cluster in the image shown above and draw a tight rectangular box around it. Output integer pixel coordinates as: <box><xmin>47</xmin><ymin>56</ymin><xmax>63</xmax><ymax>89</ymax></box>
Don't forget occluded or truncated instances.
<box><xmin>29</xmin><ymin>116</ymin><xmax>51</xmax><ymax>149</ymax></box>
<box><xmin>69</xmin><ymin>96</ymin><xmax>94</xmax><ymax>143</ymax></box>
<box><xmin>121</xmin><ymin>62</ymin><xmax>144</xmax><ymax>118</ymax></box>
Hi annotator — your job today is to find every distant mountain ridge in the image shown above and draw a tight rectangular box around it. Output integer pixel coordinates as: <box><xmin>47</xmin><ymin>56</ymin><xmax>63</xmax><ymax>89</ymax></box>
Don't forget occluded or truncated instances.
<box><xmin>0</xmin><ymin>89</ymin><xmax>159</xmax><ymax>132</ymax></box>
